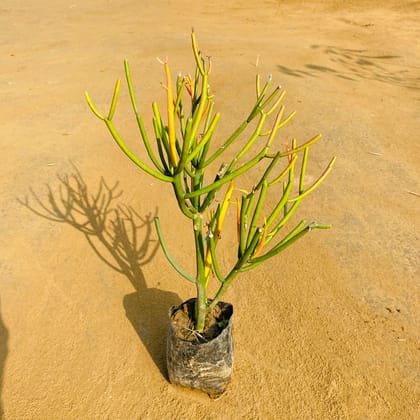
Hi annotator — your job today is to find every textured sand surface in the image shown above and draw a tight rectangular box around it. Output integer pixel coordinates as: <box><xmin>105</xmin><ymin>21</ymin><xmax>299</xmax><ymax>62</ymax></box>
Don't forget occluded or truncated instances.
<box><xmin>1</xmin><ymin>0</ymin><xmax>419</xmax><ymax>418</ymax></box>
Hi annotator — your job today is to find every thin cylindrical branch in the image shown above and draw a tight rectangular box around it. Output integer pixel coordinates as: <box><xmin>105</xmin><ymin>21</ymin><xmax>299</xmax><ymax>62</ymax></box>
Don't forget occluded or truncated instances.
<box><xmin>299</xmin><ymin>147</ymin><xmax>309</xmax><ymax>193</ymax></box>
<box><xmin>260</xmin><ymin>86</ymin><xmax>283</xmax><ymax>110</ymax></box>
<box><xmin>207</xmin><ymin>234</ymin><xmax>225</xmax><ymax>283</ymax></box>
<box><xmin>164</xmin><ymin>62</ymin><xmax>179</xmax><ymax>167</ymax></box>
<box><xmin>267</xmin><ymin>155</ymin><xmax>297</xmax><ymax>187</ymax></box>
<box><xmin>278</xmin><ymin>134</ymin><xmax>322</xmax><ymax>157</ymax></box>
<box><xmin>174</xmin><ymin>76</ymin><xmax>187</xmax><ymax>119</ymax></box>
<box><xmin>197</xmin><ymin>163</ymin><xmax>227</xmax><ymax>212</ymax></box>
<box><xmin>264</xmin><ymin>90</ymin><xmax>286</xmax><ymax>116</ymax></box>
<box><xmin>251</xmin><ymin>218</ymin><xmax>268</xmax><ymax>258</ymax></box>
<box><xmin>107</xmin><ymin>79</ymin><xmax>121</xmax><ymax>120</ymax></box>
<box><xmin>265</xmin><ymin>162</ymin><xmax>295</xmax><ymax>229</ymax></box>
<box><xmin>188</xmin><ymin>73</ymin><xmax>209</xmax><ymax>147</ymax></box>
<box><xmin>185</xmin><ymin>112</ymin><xmax>220</xmax><ymax>166</ymax></box>
<box><xmin>246</xmin><ymin>221</ymin><xmax>329</xmax><ymax>267</ymax></box>
<box><xmin>185</xmin><ymin>147</ymin><xmax>270</xmax><ymax>199</ymax></box>
<box><xmin>237</xmin><ymin>195</ymin><xmax>248</xmax><ymax>257</ymax></box>
<box><xmin>203</xmin><ymin>79</ymin><xmax>276</xmax><ymax>169</ymax></box>
<box><xmin>246</xmin><ymin>180</ymin><xmax>268</xmax><ymax>248</ymax></box>
<box><xmin>197</xmin><ymin>101</ymin><xmax>215</xmax><ymax>166</ymax></box>
<box><xmin>156</xmin><ymin>136</ymin><xmax>170</xmax><ymax>174</ymax></box>
<box><xmin>177</xmin><ymin>117</ymin><xmax>194</xmax><ymax>172</ymax></box>
<box><xmin>247</xmin><ymin>76</ymin><xmax>272</xmax><ymax>121</ymax></box>
<box><xmin>154</xmin><ymin>217</ymin><xmax>195</xmax><ymax>283</ymax></box>
<box><xmin>191</xmin><ymin>30</ymin><xmax>206</xmax><ymax>76</ymax></box>
<box><xmin>104</xmin><ymin>120</ymin><xmax>173</xmax><ymax>182</ymax></box>
<box><xmin>267</xmin><ymin>200</ymin><xmax>301</xmax><ymax>242</ymax></box>
<box><xmin>226</xmin><ymin>113</ymin><xmax>267</xmax><ymax>173</ymax></box>
<box><xmin>289</xmin><ymin>156</ymin><xmax>336</xmax><ymax>202</ymax></box>
<box><xmin>209</xmin><ymin>228</ymin><xmax>262</xmax><ymax>309</ymax></box>
<box><xmin>266</xmin><ymin>105</ymin><xmax>287</xmax><ymax>148</ymax></box>
<box><xmin>85</xmin><ymin>91</ymin><xmax>106</xmax><ymax>120</ymax></box>
<box><xmin>172</xmin><ymin>174</ymin><xmax>196</xmax><ymax>219</ymax></box>
<box><xmin>276</xmin><ymin>110</ymin><xmax>296</xmax><ymax>130</ymax></box>
<box><xmin>202</xmin><ymin>181</ymin><xmax>234</xmax><ymax>281</ymax></box>
<box><xmin>254</xmin><ymin>151</ymin><xmax>282</xmax><ymax>191</ymax></box>
<box><xmin>124</xmin><ymin>60</ymin><xmax>164</xmax><ymax>173</ymax></box>
<box><xmin>152</xmin><ymin>102</ymin><xmax>171</xmax><ymax>163</ymax></box>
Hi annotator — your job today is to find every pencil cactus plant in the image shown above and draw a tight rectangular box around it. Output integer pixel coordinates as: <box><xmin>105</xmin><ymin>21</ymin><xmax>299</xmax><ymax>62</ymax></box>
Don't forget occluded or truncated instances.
<box><xmin>86</xmin><ymin>31</ymin><xmax>335</xmax><ymax>333</ymax></box>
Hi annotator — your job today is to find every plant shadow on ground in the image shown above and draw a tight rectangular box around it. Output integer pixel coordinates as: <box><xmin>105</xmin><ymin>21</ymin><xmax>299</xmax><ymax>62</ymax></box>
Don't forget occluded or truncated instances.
<box><xmin>19</xmin><ymin>165</ymin><xmax>181</xmax><ymax>380</ymax></box>
<box><xmin>277</xmin><ymin>44</ymin><xmax>420</xmax><ymax>91</ymax></box>
<box><xmin>0</xmin><ymin>298</ymin><xmax>8</xmax><ymax>419</ymax></box>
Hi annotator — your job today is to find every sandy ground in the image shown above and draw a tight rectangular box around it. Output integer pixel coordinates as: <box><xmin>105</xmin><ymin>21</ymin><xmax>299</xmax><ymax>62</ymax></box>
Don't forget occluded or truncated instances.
<box><xmin>1</xmin><ymin>0</ymin><xmax>419</xmax><ymax>418</ymax></box>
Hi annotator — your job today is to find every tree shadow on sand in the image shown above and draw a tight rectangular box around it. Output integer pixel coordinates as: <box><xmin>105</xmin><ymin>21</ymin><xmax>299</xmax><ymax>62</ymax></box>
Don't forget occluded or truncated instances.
<box><xmin>19</xmin><ymin>165</ymin><xmax>181</xmax><ymax>379</ymax></box>
<box><xmin>0</xmin><ymin>298</ymin><xmax>9</xmax><ymax>419</ymax></box>
<box><xmin>277</xmin><ymin>44</ymin><xmax>420</xmax><ymax>91</ymax></box>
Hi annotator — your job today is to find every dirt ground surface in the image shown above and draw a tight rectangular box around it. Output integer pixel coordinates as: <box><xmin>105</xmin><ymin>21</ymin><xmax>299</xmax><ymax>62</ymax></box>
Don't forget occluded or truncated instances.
<box><xmin>1</xmin><ymin>0</ymin><xmax>419</xmax><ymax>418</ymax></box>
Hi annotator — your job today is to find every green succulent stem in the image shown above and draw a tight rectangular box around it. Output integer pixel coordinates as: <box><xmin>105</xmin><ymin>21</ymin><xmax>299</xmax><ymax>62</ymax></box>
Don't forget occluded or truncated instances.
<box><xmin>185</xmin><ymin>147</ymin><xmax>272</xmax><ymax>199</ymax></box>
<box><xmin>209</xmin><ymin>229</ymin><xmax>262</xmax><ymax>310</ymax></box>
<box><xmin>154</xmin><ymin>217</ymin><xmax>195</xmax><ymax>283</ymax></box>
<box><xmin>124</xmin><ymin>61</ymin><xmax>165</xmax><ymax>173</ymax></box>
